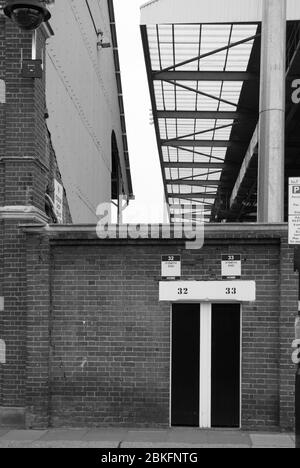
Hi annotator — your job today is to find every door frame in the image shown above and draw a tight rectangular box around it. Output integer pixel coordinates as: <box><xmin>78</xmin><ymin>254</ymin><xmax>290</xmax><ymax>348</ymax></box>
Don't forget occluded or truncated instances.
<box><xmin>169</xmin><ymin>302</ymin><xmax>242</xmax><ymax>429</ymax></box>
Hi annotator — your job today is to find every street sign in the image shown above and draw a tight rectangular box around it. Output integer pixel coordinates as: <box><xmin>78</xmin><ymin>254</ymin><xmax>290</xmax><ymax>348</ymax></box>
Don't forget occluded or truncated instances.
<box><xmin>289</xmin><ymin>178</ymin><xmax>300</xmax><ymax>244</ymax></box>
<box><xmin>161</xmin><ymin>255</ymin><xmax>181</xmax><ymax>280</ymax></box>
<box><xmin>221</xmin><ymin>255</ymin><xmax>241</xmax><ymax>279</ymax></box>
<box><xmin>21</xmin><ymin>59</ymin><xmax>43</xmax><ymax>79</ymax></box>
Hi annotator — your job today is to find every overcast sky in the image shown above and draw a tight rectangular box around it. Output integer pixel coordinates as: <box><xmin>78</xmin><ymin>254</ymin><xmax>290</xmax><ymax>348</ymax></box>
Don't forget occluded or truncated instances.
<box><xmin>113</xmin><ymin>0</ymin><xmax>166</xmax><ymax>223</ymax></box>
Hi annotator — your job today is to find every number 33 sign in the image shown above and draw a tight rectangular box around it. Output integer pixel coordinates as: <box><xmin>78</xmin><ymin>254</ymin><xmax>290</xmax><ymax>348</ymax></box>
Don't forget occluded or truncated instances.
<box><xmin>292</xmin><ymin>340</ymin><xmax>300</xmax><ymax>364</ymax></box>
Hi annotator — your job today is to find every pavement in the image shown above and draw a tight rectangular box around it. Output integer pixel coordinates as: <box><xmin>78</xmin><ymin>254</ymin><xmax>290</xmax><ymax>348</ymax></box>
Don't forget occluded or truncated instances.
<box><xmin>0</xmin><ymin>428</ymin><xmax>296</xmax><ymax>448</ymax></box>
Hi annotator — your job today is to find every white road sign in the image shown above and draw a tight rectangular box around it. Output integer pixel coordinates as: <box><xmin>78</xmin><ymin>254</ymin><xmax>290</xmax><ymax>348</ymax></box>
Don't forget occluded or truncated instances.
<box><xmin>161</xmin><ymin>255</ymin><xmax>181</xmax><ymax>279</ymax></box>
<box><xmin>289</xmin><ymin>178</ymin><xmax>300</xmax><ymax>244</ymax></box>
<box><xmin>222</xmin><ymin>255</ymin><xmax>241</xmax><ymax>279</ymax></box>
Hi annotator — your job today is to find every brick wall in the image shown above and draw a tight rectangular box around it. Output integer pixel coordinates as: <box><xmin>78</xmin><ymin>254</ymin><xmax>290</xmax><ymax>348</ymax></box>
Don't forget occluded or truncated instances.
<box><xmin>279</xmin><ymin>236</ymin><xmax>298</xmax><ymax>429</ymax></box>
<box><xmin>25</xmin><ymin>232</ymin><xmax>51</xmax><ymax>428</ymax></box>
<box><xmin>24</xmin><ymin>226</ymin><xmax>298</xmax><ymax>430</ymax></box>
<box><xmin>0</xmin><ymin>13</ymin><xmax>72</xmax><ymax>421</ymax></box>
<box><xmin>1</xmin><ymin>220</ymin><xmax>28</xmax><ymax>407</ymax></box>
<box><xmin>0</xmin><ymin>220</ymin><xmax>3</xmax><ymax>405</ymax></box>
<box><xmin>0</xmin><ymin>16</ymin><xmax>72</xmax><ymax>217</ymax></box>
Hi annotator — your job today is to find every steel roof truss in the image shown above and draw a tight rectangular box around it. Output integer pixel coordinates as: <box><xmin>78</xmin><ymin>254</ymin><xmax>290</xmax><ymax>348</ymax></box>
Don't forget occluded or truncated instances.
<box><xmin>164</xmin><ymin>79</ymin><xmax>240</xmax><ymax>110</ymax></box>
<box><xmin>159</xmin><ymin>33</ymin><xmax>260</xmax><ymax>73</ymax></box>
<box><xmin>164</xmin><ymin>122</ymin><xmax>235</xmax><ymax>145</ymax></box>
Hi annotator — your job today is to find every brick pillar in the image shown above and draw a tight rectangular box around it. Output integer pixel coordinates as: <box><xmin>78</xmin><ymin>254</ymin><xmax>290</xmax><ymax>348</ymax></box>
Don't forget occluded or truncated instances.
<box><xmin>25</xmin><ymin>232</ymin><xmax>51</xmax><ymax>428</ymax></box>
<box><xmin>279</xmin><ymin>236</ymin><xmax>299</xmax><ymax>430</ymax></box>
<box><xmin>0</xmin><ymin>7</ymin><xmax>50</xmax><ymax>427</ymax></box>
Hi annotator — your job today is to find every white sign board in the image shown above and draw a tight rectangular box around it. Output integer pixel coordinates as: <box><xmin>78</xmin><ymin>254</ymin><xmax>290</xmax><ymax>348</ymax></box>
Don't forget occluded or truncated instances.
<box><xmin>289</xmin><ymin>178</ymin><xmax>300</xmax><ymax>244</ymax></box>
<box><xmin>0</xmin><ymin>297</ymin><xmax>4</xmax><ymax>312</ymax></box>
<box><xmin>54</xmin><ymin>179</ymin><xmax>64</xmax><ymax>224</ymax></box>
<box><xmin>159</xmin><ymin>281</ymin><xmax>256</xmax><ymax>303</ymax></box>
<box><xmin>221</xmin><ymin>255</ymin><xmax>241</xmax><ymax>279</ymax></box>
<box><xmin>161</xmin><ymin>255</ymin><xmax>181</xmax><ymax>279</ymax></box>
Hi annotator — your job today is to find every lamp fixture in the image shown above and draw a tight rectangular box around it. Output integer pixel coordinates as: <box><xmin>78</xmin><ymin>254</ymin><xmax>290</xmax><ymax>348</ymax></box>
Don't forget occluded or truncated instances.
<box><xmin>3</xmin><ymin>0</ymin><xmax>51</xmax><ymax>31</ymax></box>
<box><xmin>97</xmin><ymin>30</ymin><xmax>111</xmax><ymax>49</ymax></box>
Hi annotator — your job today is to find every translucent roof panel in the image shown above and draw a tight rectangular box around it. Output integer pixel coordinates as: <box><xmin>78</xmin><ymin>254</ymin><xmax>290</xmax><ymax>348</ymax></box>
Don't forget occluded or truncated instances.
<box><xmin>145</xmin><ymin>21</ymin><xmax>258</xmax><ymax>223</ymax></box>
<box><xmin>147</xmin><ymin>24</ymin><xmax>257</xmax><ymax>72</ymax></box>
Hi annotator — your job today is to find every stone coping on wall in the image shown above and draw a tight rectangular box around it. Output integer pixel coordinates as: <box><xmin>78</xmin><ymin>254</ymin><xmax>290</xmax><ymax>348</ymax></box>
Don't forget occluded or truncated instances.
<box><xmin>20</xmin><ymin>223</ymin><xmax>289</xmax><ymax>245</ymax></box>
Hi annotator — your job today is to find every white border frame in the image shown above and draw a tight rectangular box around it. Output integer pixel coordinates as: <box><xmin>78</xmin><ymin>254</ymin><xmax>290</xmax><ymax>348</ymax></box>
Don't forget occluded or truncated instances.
<box><xmin>199</xmin><ymin>303</ymin><xmax>212</xmax><ymax>428</ymax></box>
<box><xmin>169</xmin><ymin>302</ymin><xmax>242</xmax><ymax>429</ymax></box>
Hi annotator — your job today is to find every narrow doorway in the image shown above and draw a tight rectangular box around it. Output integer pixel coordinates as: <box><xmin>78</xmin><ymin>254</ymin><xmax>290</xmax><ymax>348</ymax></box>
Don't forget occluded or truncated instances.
<box><xmin>211</xmin><ymin>303</ymin><xmax>241</xmax><ymax>428</ymax></box>
<box><xmin>171</xmin><ymin>303</ymin><xmax>241</xmax><ymax>428</ymax></box>
<box><xmin>171</xmin><ymin>303</ymin><xmax>200</xmax><ymax>426</ymax></box>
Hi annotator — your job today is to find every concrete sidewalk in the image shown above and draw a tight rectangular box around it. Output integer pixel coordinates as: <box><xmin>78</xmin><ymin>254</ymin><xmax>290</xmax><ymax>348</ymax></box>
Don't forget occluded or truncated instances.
<box><xmin>0</xmin><ymin>428</ymin><xmax>295</xmax><ymax>448</ymax></box>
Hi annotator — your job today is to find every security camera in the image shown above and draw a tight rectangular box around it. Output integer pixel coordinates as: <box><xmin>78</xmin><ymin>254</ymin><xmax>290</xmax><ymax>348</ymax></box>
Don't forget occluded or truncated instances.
<box><xmin>3</xmin><ymin>0</ymin><xmax>51</xmax><ymax>31</ymax></box>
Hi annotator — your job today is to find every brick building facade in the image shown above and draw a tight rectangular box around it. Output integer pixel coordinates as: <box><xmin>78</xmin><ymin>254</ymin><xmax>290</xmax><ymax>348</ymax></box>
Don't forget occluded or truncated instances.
<box><xmin>0</xmin><ymin>1</ymin><xmax>299</xmax><ymax>432</ymax></box>
<box><xmin>10</xmin><ymin>223</ymin><xmax>296</xmax><ymax>431</ymax></box>
<box><xmin>0</xmin><ymin>0</ymin><xmax>131</xmax><ymax>427</ymax></box>
<box><xmin>0</xmin><ymin>7</ymin><xmax>71</xmax><ymax>426</ymax></box>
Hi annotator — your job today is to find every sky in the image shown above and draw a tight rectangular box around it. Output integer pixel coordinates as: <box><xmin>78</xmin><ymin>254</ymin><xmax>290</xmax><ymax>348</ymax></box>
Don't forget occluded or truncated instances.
<box><xmin>113</xmin><ymin>0</ymin><xmax>166</xmax><ymax>223</ymax></box>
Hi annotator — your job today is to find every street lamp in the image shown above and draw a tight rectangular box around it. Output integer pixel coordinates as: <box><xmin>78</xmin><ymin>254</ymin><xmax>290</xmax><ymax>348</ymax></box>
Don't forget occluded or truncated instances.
<box><xmin>3</xmin><ymin>0</ymin><xmax>51</xmax><ymax>31</ymax></box>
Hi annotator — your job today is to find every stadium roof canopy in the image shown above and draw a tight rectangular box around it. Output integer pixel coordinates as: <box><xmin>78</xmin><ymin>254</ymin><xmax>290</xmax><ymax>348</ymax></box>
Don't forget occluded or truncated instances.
<box><xmin>141</xmin><ymin>0</ymin><xmax>300</xmax><ymax>223</ymax></box>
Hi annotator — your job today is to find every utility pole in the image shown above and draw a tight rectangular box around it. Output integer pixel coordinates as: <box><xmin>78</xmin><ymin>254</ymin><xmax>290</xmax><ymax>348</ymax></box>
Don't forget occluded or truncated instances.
<box><xmin>258</xmin><ymin>0</ymin><xmax>286</xmax><ymax>223</ymax></box>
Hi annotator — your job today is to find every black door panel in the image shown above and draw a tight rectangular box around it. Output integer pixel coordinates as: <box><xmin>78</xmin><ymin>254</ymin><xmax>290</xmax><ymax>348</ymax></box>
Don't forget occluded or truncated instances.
<box><xmin>171</xmin><ymin>304</ymin><xmax>200</xmax><ymax>427</ymax></box>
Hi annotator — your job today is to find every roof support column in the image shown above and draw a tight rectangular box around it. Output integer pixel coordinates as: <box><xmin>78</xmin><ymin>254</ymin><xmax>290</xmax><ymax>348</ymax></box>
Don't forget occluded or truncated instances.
<box><xmin>258</xmin><ymin>0</ymin><xmax>286</xmax><ymax>223</ymax></box>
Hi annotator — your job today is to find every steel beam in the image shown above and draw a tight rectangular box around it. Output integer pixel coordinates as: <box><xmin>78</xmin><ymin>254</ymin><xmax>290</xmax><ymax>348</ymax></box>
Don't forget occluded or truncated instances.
<box><xmin>153</xmin><ymin>71</ymin><xmax>258</xmax><ymax>81</ymax></box>
<box><xmin>162</xmin><ymin>140</ymin><xmax>246</xmax><ymax>148</ymax></box>
<box><xmin>157</xmin><ymin>111</ymin><xmax>251</xmax><ymax>120</ymax></box>
<box><xmin>168</xmin><ymin>193</ymin><xmax>217</xmax><ymax>200</ymax></box>
<box><xmin>167</xmin><ymin>180</ymin><xmax>221</xmax><ymax>186</ymax></box>
<box><xmin>140</xmin><ymin>25</ymin><xmax>170</xmax><ymax>217</ymax></box>
<box><xmin>230</xmin><ymin>127</ymin><xmax>258</xmax><ymax>207</ymax></box>
<box><xmin>170</xmin><ymin>204</ymin><xmax>214</xmax><ymax>209</ymax></box>
<box><xmin>164</xmin><ymin>162</ymin><xmax>225</xmax><ymax>169</ymax></box>
<box><xmin>170</xmin><ymin>217</ymin><xmax>210</xmax><ymax>223</ymax></box>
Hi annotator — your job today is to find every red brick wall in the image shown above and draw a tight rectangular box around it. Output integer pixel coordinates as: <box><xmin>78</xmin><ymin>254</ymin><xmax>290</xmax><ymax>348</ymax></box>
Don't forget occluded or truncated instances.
<box><xmin>24</xmin><ymin>227</ymin><xmax>298</xmax><ymax>430</ymax></box>
<box><xmin>1</xmin><ymin>220</ymin><xmax>28</xmax><ymax>408</ymax></box>
<box><xmin>25</xmin><ymin>233</ymin><xmax>51</xmax><ymax>428</ymax></box>
<box><xmin>0</xmin><ymin>16</ymin><xmax>42</xmax><ymax>406</ymax></box>
<box><xmin>0</xmin><ymin>17</ymin><xmax>71</xmax><ymax>216</ymax></box>
<box><xmin>0</xmin><ymin>15</ymin><xmax>72</xmax><ymax>418</ymax></box>
<box><xmin>279</xmin><ymin>236</ymin><xmax>298</xmax><ymax>429</ymax></box>
<box><xmin>0</xmin><ymin>220</ymin><xmax>3</xmax><ymax>405</ymax></box>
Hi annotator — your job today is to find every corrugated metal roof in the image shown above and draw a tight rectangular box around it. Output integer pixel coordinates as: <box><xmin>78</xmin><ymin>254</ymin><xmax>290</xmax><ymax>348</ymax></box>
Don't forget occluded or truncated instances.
<box><xmin>141</xmin><ymin>0</ymin><xmax>300</xmax><ymax>25</ymax></box>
